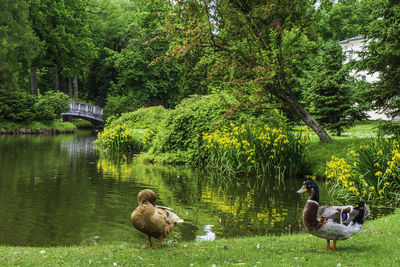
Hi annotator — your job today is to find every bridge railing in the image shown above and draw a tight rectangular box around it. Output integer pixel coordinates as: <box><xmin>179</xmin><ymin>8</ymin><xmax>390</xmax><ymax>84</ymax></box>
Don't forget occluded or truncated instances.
<box><xmin>67</xmin><ymin>102</ymin><xmax>104</xmax><ymax>121</ymax></box>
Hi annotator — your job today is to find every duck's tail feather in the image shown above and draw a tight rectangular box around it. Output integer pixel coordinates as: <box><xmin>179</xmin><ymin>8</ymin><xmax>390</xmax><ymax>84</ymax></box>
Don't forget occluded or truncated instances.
<box><xmin>353</xmin><ymin>203</ymin><xmax>370</xmax><ymax>224</ymax></box>
<box><xmin>166</xmin><ymin>210</ymin><xmax>184</xmax><ymax>224</ymax></box>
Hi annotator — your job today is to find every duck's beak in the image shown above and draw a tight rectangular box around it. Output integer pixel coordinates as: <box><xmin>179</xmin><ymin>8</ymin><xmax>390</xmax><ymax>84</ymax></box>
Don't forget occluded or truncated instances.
<box><xmin>296</xmin><ymin>185</ymin><xmax>308</xmax><ymax>194</ymax></box>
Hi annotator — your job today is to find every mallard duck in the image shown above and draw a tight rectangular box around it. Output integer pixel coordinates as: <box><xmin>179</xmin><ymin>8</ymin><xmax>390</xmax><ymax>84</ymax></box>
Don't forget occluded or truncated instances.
<box><xmin>297</xmin><ymin>180</ymin><xmax>370</xmax><ymax>251</ymax></box>
<box><xmin>131</xmin><ymin>189</ymin><xmax>184</xmax><ymax>248</ymax></box>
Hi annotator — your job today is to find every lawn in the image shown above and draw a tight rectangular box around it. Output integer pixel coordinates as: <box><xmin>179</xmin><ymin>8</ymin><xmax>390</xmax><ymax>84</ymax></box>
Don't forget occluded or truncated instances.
<box><xmin>306</xmin><ymin>120</ymin><xmax>383</xmax><ymax>176</ymax></box>
<box><xmin>1</xmin><ymin>209</ymin><xmax>399</xmax><ymax>266</ymax></box>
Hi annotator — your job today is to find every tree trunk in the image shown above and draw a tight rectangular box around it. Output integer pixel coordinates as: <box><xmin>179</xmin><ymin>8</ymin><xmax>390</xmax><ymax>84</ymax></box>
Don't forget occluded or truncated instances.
<box><xmin>55</xmin><ymin>70</ymin><xmax>60</xmax><ymax>91</ymax></box>
<box><xmin>72</xmin><ymin>77</ymin><xmax>78</xmax><ymax>100</ymax></box>
<box><xmin>30</xmin><ymin>70</ymin><xmax>38</xmax><ymax>96</ymax></box>
<box><xmin>68</xmin><ymin>78</ymin><xmax>73</xmax><ymax>95</ymax></box>
<box><xmin>59</xmin><ymin>75</ymin><xmax>67</xmax><ymax>93</ymax></box>
<box><xmin>284</xmin><ymin>91</ymin><xmax>332</xmax><ymax>141</ymax></box>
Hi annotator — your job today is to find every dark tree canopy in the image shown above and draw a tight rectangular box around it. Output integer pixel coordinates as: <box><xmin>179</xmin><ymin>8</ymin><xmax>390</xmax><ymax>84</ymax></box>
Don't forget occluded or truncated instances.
<box><xmin>359</xmin><ymin>0</ymin><xmax>400</xmax><ymax>117</ymax></box>
<box><xmin>158</xmin><ymin>0</ymin><xmax>331</xmax><ymax>140</ymax></box>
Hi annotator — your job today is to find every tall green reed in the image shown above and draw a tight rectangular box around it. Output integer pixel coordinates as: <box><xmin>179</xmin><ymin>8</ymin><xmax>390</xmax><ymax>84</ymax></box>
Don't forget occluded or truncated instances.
<box><xmin>203</xmin><ymin>123</ymin><xmax>310</xmax><ymax>180</ymax></box>
<box><xmin>95</xmin><ymin>124</ymin><xmax>144</xmax><ymax>154</ymax></box>
<box><xmin>326</xmin><ymin>135</ymin><xmax>400</xmax><ymax>205</ymax></box>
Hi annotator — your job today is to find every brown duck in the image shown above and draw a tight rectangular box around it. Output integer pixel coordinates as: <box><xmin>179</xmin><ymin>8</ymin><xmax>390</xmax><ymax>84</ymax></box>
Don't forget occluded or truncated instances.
<box><xmin>131</xmin><ymin>189</ymin><xmax>183</xmax><ymax>248</ymax></box>
<box><xmin>297</xmin><ymin>180</ymin><xmax>370</xmax><ymax>251</ymax></box>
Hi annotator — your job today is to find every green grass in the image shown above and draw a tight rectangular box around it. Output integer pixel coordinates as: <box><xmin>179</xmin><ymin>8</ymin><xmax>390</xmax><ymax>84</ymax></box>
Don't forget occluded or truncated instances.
<box><xmin>1</xmin><ymin>209</ymin><xmax>399</xmax><ymax>266</ymax></box>
<box><xmin>306</xmin><ymin>120</ymin><xmax>380</xmax><ymax>176</ymax></box>
<box><xmin>0</xmin><ymin>120</ymin><xmax>76</xmax><ymax>133</ymax></box>
<box><xmin>70</xmin><ymin>118</ymin><xmax>94</xmax><ymax>129</ymax></box>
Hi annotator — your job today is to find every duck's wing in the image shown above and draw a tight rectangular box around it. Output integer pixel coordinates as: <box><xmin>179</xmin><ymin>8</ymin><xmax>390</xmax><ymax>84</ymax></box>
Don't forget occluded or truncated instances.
<box><xmin>318</xmin><ymin>205</ymin><xmax>354</xmax><ymax>224</ymax></box>
<box><xmin>343</xmin><ymin>203</ymin><xmax>370</xmax><ymax>225</ymax></box>
<box><xmin>318</xmin><ymin>204</ymin><xmax>370</xmax><ymax>226</ymax></box>
<box><xmin>155</xmin><ymin>205</ymin><xmax>173</xmax><ymax>211</ymax></box>
<box><xmin>155</xmin><ymin>206</ymin><xmax>184</xmax><ymax>224</ymax></box>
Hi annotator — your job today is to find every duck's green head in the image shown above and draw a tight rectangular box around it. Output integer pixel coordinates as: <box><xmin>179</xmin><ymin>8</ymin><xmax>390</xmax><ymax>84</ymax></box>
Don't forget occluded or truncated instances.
<box><xmin>297</xmin><ymin>179</ymin><xmax>319</xmax><ymax>202</ymax></box>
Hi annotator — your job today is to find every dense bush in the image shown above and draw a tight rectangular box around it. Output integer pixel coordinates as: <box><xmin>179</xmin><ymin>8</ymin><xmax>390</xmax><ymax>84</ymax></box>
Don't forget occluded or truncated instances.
<box><xmin>103</xmin><ymin>93</ymin><xmax>140</xmax><ymax>120</ymax></box>
<box><xmin>377</xmin><ymin>121</ymin><xmax>400</xmax><ymax>136</ymax></box>
<box><xmin>326</xmin><ymin>135</ymin><xmax>400</xmax><ymax>206</ymax></box>
<box><xmin>203</xmin><ymin>123</ymin><xmax>310</xmax><ymax>178</ymax></box>
<box><xmin>34</xmin><ymin>91</ymin><xmax>70</xmax><ymax>123</ymax></box>
<box><xmin>95</xmin><ymin>124</ymin><xmax>144</xmax><ymax>154</ymax></box>
<box><xmin>0</xmin><ymin>89</ymin><xmax>36</xmax><ymax>123</ymax></box>
<box><xmin>148</xmin><ymin>94</ymin><xmax>234</xmax><ymax>163</ymax></box>
<box><xmin>107</xmin><ymin>106</ymin><xmax>170</xmax><ymax>149</ymax></box>
<box><xmin>107</xmin><ymin>106</ymin><xmax>169</xmax><ymax>130</ymax></box>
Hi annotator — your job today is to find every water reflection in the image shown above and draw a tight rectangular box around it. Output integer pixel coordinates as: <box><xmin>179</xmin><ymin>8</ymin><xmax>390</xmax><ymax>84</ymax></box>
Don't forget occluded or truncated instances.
<box><xmin>96</xmin><ymin>154</ymin><xmax>307</xmax><ymax>239</ymax></box>
<box><xmin>0</xmin><ymin>132</ymin><xmax>395</xmax><ymax>247</ymax></box>
<box><xmin>196</xmin><ymin>225</ymin><xmax>216</xmax><ymax>242</ymax></box>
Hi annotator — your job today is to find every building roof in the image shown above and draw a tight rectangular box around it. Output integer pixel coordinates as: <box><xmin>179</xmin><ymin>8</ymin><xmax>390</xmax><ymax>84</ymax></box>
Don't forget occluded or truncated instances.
<box><xmin>338</xmin><ymin>36</ymin><xmax>365</xmax><ymax>44</ymax></box>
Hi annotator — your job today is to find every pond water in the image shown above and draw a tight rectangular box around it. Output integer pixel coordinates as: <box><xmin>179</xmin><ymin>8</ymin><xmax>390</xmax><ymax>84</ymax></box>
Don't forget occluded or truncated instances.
<box><xmin>0</xmin><ymin>131</ymin><xmax>389</xmax><ymax>247</ymax></box>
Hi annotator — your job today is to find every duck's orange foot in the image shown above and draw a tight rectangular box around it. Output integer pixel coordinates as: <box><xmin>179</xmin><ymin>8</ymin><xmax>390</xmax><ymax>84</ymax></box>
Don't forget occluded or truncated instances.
<box><xmin>317</xmin><ymin>239</ymin><xmax>331</xmax><ymax>252</ymax></box>
<box><xmin>147</xmin><ymin>235</ymin><xmax>154</xmax><ymax>248</ymax></box>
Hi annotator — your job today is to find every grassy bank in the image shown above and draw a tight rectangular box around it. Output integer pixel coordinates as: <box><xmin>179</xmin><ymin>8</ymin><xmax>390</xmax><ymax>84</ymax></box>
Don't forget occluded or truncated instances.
<box><xmin>306</xmin><ymin>120</ymin><xmax>380</xmax><ymax>176</ymax></box>
<box><xmin>0</xmin><ymin>120</ymin><xmax>83</xmax><ymax>134</ymax></box>
<box><xmin>0</xmin><ymin>209</ymin><xmax>399</xmax><ymax>266</ymax></box>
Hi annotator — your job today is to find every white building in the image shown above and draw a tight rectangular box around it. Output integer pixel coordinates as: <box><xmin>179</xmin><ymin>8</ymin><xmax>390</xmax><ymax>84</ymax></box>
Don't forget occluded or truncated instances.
<box><xmin>338</xmin><ymin>36</ymin><xmax>392</xmax><ymax>121</ymax></box>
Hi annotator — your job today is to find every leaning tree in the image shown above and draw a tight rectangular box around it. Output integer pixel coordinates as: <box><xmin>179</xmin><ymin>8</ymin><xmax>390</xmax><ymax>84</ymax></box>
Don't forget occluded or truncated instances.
<box><xmin>155</xmin><ymin>0</ymin><xmax>331</xmax><ymax>141</ymax></box>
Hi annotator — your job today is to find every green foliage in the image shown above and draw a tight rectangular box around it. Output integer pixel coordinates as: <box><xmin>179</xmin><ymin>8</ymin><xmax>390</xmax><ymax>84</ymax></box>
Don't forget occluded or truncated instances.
<box><xmin>0</xmin><ymin>0</ymin><xmax>41</xmax><ymax>90</ymax></box>
<box><xmin>0</xmin><ymin>89</ymin><xmax>36</xmax><ymax>123</ymax></box>
<box><xmin>303</xmin><ymin>41</ymin><xmax>359</xmax><ymax>136</ymax></box>
<box><xmin>377</xmin><ymin>121</ymin><xmax>400</xmax><ymax>136</ymax></box>
<box><xmin>203</xmin><ymin>124</ymin><xmax>310</xmax><ymax>178</ymax></box>
<box><xmin>33</xmin><ymin>104</ymin><xmax>56</xmax><ymax>124</ymax></box>
<box><xmin>150</xmin><ymin>94</ymin><xmax>233</xmax><ymax>164</ymax></box>
<box><xmin>95</xmin><ymin>124</ymin><xmax>144</xmax><ymax>154</ymax></box>
<box><xmin>326</xmin><ymin>135</ymin><xmax>400</xmax><ymax>206</ymax></box>
<box><xmin>28</xmin><ymin>0</ymin><xmax>97</xmax><ymax>94</ymax></box>
<box><xmin>34</xmin><ymin>91</ymin><xmax>70</xmax><ymax>123</ymax></box>
<box><xmin>160</xmin><ymin>0</ymin><xmax>332</xmax><ymax>141</ymax></box>
<box><xmin>103</xmin><ymin>93</ymin><xmax>139</xmax><ymax>119</ymax></box>
<box><xmin>315</xmin><ymin>0</ymin><xmax>370</xmax><ymax>42</ymax></box>
<box><xmin>107</xmin><ymin>106</ymin><xmax>170</xmax><ymax>149</ymax></box>
<box><xmin>108</xmin><ymin>106</ymin><xmax>169</xmax><ymax>129</ymax></box>
<box><xmin>359</xmin><ymin>0</ymin><xmax>400</xmax><ymax>117</ymax></box>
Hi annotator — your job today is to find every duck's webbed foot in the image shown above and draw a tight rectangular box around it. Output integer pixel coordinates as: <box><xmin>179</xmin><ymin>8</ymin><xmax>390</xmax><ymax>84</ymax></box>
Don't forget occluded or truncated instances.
<box><xmin>147</xmin><ymin>235</ymin><xmax>154</xmax><ymax>248</ymax></box>
<box><xmin>331</xmin><ymin>239</ymin><xmax>337</xmax><ymax>251</ymax></box>
<box><xmin>317</xmin><ymin>239</ymin><xmax>331</xmax><ymax>252</ymax></box>
<box><xmin>156</xmin><ymin>236</ymin><xmax>163</xmax><ymax>248</ymax></box>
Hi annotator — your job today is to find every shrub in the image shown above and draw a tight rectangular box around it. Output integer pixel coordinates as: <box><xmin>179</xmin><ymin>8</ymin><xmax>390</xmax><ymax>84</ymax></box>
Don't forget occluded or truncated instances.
<box><xmin>150</xmin><ymin>94</ymin><xmax>233</xmax><ymax>163</ymax></box>
<box><xmin>377</xmin><ymin>121</ymin><xmax>400</xmax><ymax>136</ymax></box>
<box><xmin>34</xmin><ymin>103</ymin><xmax>57</xmax><ymax>124</ymax></box>
<box><xmin>34</xmin><ymin>91</ymin><xmax>70</xmax><ymax>123</ymax></box>
<box><xmin>203</xmin><ymin>123</ymin><xmax>310</xmax><ymax>178</ymax></box>
<box><xmin>326</xmin><ymin>135</ymin><xmax>400</xmax><ymax>206</ymax></box>
<box><xmin>107</xmin><ymin>106</ymin><xmax>170</xmax><ymax>149</ymax></box>
<box><xmin>107</xmin><ymin>106</ymin><xmax>169</xmax><ymax>129</ymax></box>
<box><xmin>103</xmin><ymin>94</ymin><xmax>140</xmax><ymax>120</ymax></box>
<box><xmin>95</xmin><ymin>124</ymin><xmax>144</xmax><ymax>154</ymax></box>
<box><xmin>0</xmin><ymin>89</ymin><xmax>36</xmax><ymax>123</ymax></box>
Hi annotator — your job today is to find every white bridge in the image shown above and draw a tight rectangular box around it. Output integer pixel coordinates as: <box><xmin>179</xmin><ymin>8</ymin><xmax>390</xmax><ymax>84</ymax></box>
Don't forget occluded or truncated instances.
<box><xmin>62</xmin><ymin>102</ymin><xmax>104</xmax><ymax>128</ymax></box>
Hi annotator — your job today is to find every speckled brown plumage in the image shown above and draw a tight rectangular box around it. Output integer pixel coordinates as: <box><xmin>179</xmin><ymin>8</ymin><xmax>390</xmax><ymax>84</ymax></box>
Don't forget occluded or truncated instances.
<box><xmin>131</xmin><ymin>189</ymin><xmax>183</xmax><ymax>248</ymax></box>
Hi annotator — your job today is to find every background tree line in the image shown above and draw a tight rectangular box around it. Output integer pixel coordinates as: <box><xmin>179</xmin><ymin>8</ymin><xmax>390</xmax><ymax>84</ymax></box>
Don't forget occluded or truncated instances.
<box><xmin>1</xmin><ymin>0</ymin><xmax>398</xmax><ymax>139</ymax></box>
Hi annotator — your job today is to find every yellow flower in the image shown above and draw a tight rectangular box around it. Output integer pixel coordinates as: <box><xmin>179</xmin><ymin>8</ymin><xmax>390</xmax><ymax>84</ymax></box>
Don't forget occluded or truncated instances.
<box><xmin>369</xmin><ymin>186</ymin><xmax>375</xmax><ymax>191</ymax></box>
<box><xmin>378</xmin><ymin>189</ymin><xmax>384</xmax><ymax>195</ymax></box>
<box><xmin>384</xmin><ymin>182</ymin><xmax>390</xmax><ymax>186</ymax></box>
<box><xmin>375</xmin><ymin>171</ymin><xmax>382</xmax><ymax>176</ymax></box>
<box><xmin>374</xmin><ymin>162</ymin><xmax>380</xmax><ymax>167</ymax></box>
